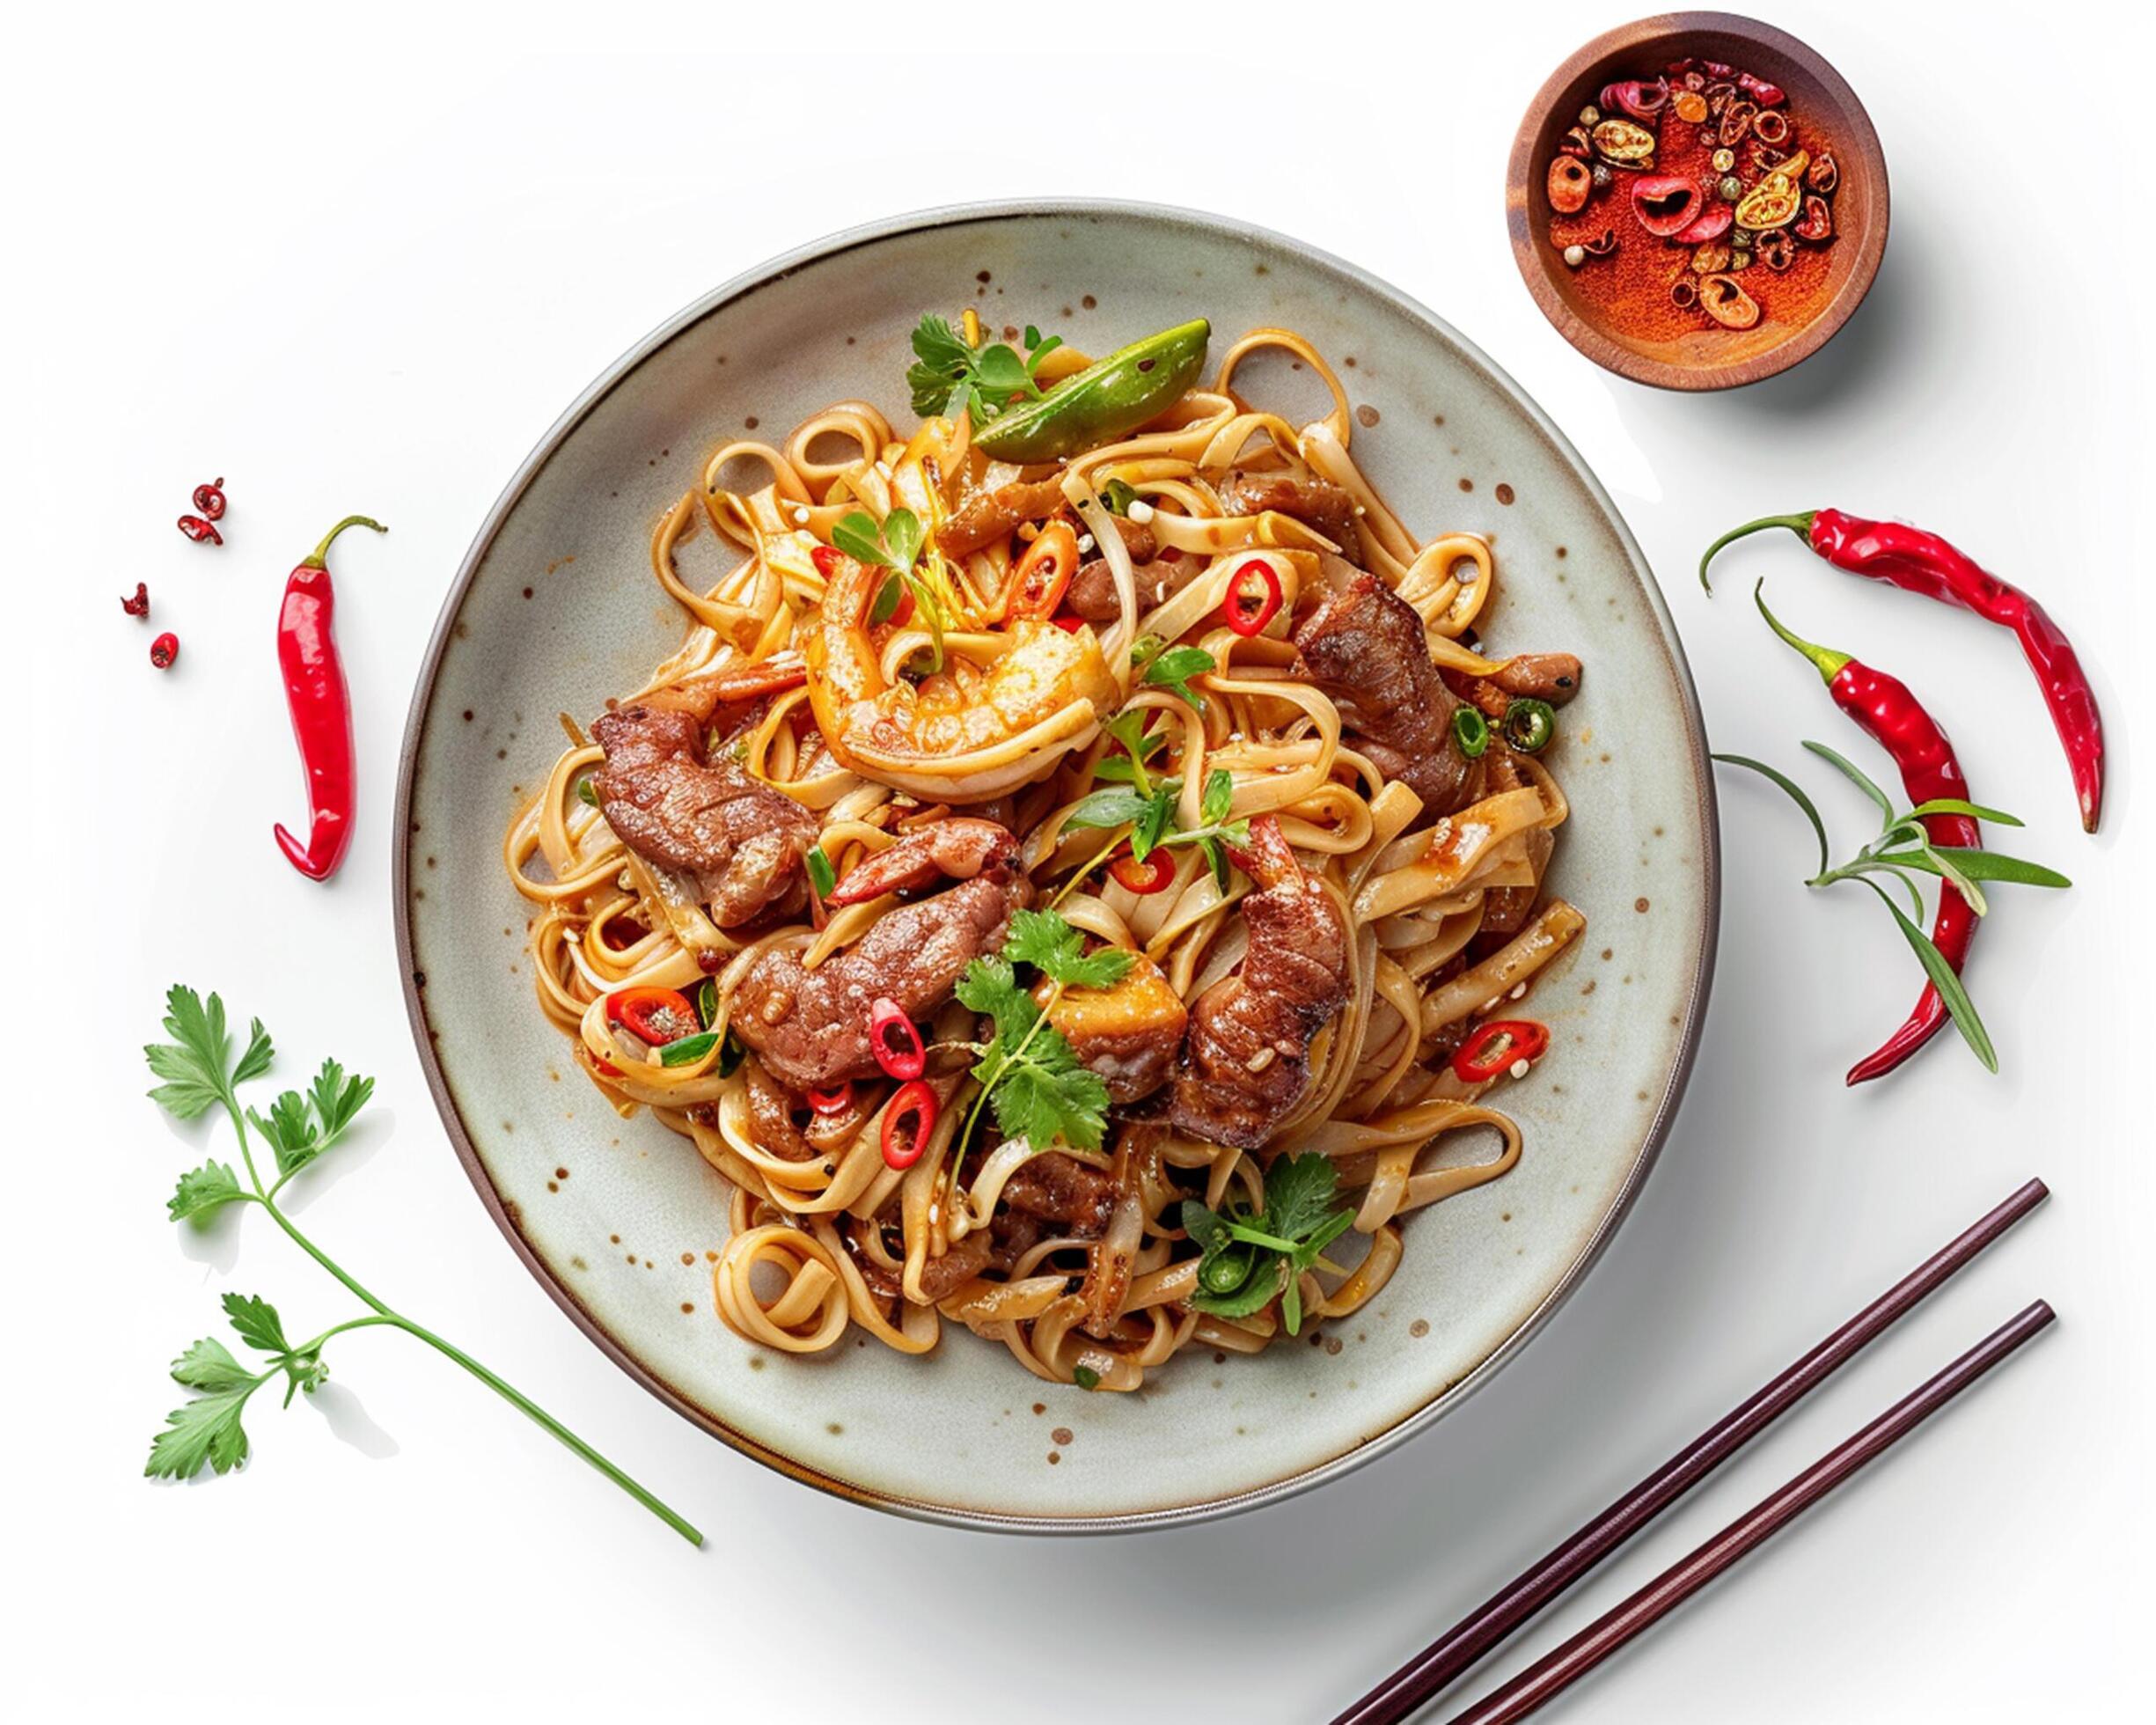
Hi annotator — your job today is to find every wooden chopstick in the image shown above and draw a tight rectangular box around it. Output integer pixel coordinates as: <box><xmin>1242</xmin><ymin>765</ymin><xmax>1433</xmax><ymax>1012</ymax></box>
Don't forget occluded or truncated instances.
<box><xmin>1331</xmin><ymin>1178</ymin><xmax>2048</xmax><ymax>1725</ymax></box>
<box><xmin>1438</xmin><ymin>1300</ymin><xmax>2057</xmax><ymax>1724</ymax></box>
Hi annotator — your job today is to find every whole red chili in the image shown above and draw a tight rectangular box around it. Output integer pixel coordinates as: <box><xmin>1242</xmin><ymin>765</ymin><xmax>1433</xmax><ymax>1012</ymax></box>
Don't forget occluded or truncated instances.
<box><xmin>1452</xmin><ymin>1019</ymin><xmax>1551</xmax><ymax>1085</ymax></box>
<box><xmin>177</xmin><ymin>515</ymin><xmax>223</xmax><ymax>546</ymax></box>
<box><xmin>192</xmin><ymin>477</ymin><xmax>228</xmax><ymax>520</ymax></box>
<box><xmin>150</xmin><ymin>632</ymin><xmax>180</xmax><ymax>670</ymax></box>
<box><xmin>121</xmin><ymin>582</ymin><xmax>150</xmax><ymax>617</ymax></box>
<box><xmin>1754</xmin><ymin>584</ymin><xmax>1983</xmax><ymax>1085</ymax></box>
<box><xmin>273</xmin><ymin>514</ymin><xmax>386</xmax><ymax>882</ymax></box>
<box><xmin>1702</xmin><ymin>509</ymin><xmax>2106</xmax><ymax>831</ymax></box>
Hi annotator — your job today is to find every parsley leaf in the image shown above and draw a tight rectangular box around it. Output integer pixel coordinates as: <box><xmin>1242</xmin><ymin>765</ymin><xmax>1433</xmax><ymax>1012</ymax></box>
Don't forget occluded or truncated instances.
<box><xmin>169</xmin><ymin>1160</ymin><xmax>248</xmax><ymax>1225</ymax></box>
<box><xmin>223</xmin><ymin>1292</ymin><xmax>291</xmax><ymax>1356</ymax></box>
<box><xmin>1004</xmin><ymin>907</ymin><xmax>1134</xmax><ymax>992</ymax></box>
<box><xmin>804</xmin><ymin>845</ymin><xmax>837</xmax><ymax>902</ymax></box>
<box><xmin>145</xmin><ymin>986</ymin><xmax>273</xmax><ymax>1119</ymax></box>
<box><xmin>906</xmin><ymin>314</ymin><xmax>1062</xmax><ymax>423</ymax></box>
<box><xmin>1183</xmin><ymin>1155</ymin><xmax>1355</xmax><ymax>1335</ymax></box>
<box><xmin>171</xmin><ymin>1337</ymin><xmax>258</xmax><ymax>1393</ymax></box>
<box><xmin>576</xmin><ymin>777</ymin><xmax>601</xmax><ymax>809</ymax></box>
<box><xmin>1064</xmin><ymin>787</ymin><xmax>1154</xmax><ymax>833</ymax></box>
<box><xmin>1201</xmin><ymin>767</ymin><xmax>1236</xmax><ymax>827</ymax></box>
<box><xmin>146</xmin><ymin>1384</ymin><xmax>257</xmax><ymax>1479</ymax></box>
<box><xmin>1071</xmin><ymin>1364</ymin><xmax>1102</xmax><ymax>1390</ymax></box>
<box><xmin>1099</xmin><ymin>478</ymin><xmax>1140</xmax><ymax>517</ymax></box>
<box><xmin>246</xmin><ymin>1058</ymin><xmax>374</xmax><ymax>1179</ymax></box>
<box><xmin>1142</xmin><ymin>644</ymin><xmax>1216</xmax><ymax>709</ymax></box>
<box><xmin>1096</xmin><ymin>712</ymin><xmax>1165</xmax><ymax>789</ymax></box>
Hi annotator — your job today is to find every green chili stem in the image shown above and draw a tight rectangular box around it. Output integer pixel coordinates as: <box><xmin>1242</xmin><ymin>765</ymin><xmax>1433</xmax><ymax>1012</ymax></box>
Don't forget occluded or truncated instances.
<box><xmin>1753</xmin><ymin>581</ymin><xmax>1852</xmax><ymax>684</ymax></box>
<box><xmin>304</xmin><ymin>515</ymin><xmax>389</xmax><ymax>569</ymax></box>
<box><xmin>1698</xmin><ymin>510</ymin><xmax>1816</xmax><ymax>590</ymax></box>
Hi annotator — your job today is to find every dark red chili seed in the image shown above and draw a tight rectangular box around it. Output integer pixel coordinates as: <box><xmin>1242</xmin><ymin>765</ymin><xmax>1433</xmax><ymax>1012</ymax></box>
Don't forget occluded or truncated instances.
<box><xmin>192</xmin><ymin>476</ymin><xmax>227</xmax><ymax>520</ymax></box>
<box><xmin>150</xmin><ymin>632</ymin><xmax>179</xmax><ymax>669</ymax></box>
<box><xmin>177</xmin><ymin>515</ymin><xmax>222</xmax><ymax>545</ymax></box>
<box><xmin>121</xmin><ymin>582</ymin><xmax>150</xmax><ymax>617</ymax></box>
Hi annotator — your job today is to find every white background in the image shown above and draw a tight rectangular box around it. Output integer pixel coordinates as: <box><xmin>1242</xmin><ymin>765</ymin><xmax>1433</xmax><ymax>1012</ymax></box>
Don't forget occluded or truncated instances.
<box><xmin>10</xmin><ymin>3</ymin><xmax>2149</xmax><ymax>1718</ymax></box>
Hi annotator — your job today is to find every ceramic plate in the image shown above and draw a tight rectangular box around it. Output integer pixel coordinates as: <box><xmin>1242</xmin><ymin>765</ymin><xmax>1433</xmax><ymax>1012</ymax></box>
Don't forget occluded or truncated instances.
<box><xmin>394</xmin><ymin>201</ymin><xmax>1718</xmax><ymax>1530</ymax></box>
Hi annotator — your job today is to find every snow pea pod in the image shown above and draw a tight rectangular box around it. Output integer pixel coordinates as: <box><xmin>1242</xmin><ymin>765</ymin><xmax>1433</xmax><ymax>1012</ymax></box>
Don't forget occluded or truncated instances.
<box><xmin>974</xmin><ymin>319</ymin><xmax>1209</xmax><ymax>462</ymax></box>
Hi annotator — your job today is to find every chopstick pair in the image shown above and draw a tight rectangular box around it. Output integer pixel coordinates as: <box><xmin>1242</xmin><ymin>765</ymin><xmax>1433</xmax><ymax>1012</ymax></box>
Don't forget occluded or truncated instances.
<box><xmin>1332</xmin><ymin>1178</ymin><xmax>2053</xmax><ymax>1725</ymax></box>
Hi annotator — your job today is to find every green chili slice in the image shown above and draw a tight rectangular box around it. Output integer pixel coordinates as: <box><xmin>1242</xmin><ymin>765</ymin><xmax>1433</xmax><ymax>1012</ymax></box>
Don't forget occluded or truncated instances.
<box><xmin>1500</xmin><ymin>698</ymin><xmax>1558</xmax><ymax>754</ymax></box>
<box><xmin>1451</xmin><ymin>705</ymin><xmax>1491</xmax><ymax>759</ymax></box>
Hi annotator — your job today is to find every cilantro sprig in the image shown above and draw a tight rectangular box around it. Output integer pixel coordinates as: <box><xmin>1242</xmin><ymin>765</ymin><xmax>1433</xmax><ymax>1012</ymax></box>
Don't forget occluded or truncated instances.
<box><xmin>952</xmin><ymin>909</ymin><xmax>1133</xmax><ymax>1181</ymax></box>
<box><xmin>1182</xmin><ymin>1154</ymin><xmax>1357</xmax><ymax>1336</ymax></box>
<box><xmin>907</xmin><ymin>315</ymin><xmax>1064</xmax><ymax>423</ymax></box>
<box><xmin>143</xmin><ymin>985</ymin><xmax>700</xmax><ymax>1544</ymax></box>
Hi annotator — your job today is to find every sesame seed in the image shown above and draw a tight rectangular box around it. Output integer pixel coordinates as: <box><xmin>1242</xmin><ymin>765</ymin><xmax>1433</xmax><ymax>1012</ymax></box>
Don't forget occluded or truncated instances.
<box><xmin>790</xmin><ymin>506</ymin><xmax>810</xmax><ymax>525</ymax></box>
<box><xmin>1076</xmin><ymin>533</ymin><xmax>1095</xmax><ymax>553</ymax></box>
<box><xmin>1509</xmin><ymin>1057</ymin><xmax>1531</xmax><ymax>1080</ymax></box>
<box><xmin>1127</xmin><ymin>500</ymin><xmax>1155</xmax><ymax>524</ymax></box>
<box><xmin>1508</xmin><ymin>982</ymin><xmax>1527</xmax><ymax>999</ymax></box>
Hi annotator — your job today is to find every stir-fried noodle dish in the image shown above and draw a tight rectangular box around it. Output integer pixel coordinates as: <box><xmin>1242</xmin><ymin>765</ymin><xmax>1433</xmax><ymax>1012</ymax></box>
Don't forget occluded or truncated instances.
<box><xmin>507</xmin><ymin>313</ymin><xmax>1585</xmax><ymax>1390</ymax></box>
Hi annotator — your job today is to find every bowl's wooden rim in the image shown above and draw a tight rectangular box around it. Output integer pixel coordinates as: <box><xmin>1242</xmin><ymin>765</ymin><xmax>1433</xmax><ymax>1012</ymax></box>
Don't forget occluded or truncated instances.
<box><xmin>1506</xmin><ymin>11</ymin><xmax>1889</xmax><ymax>392</ymax></box>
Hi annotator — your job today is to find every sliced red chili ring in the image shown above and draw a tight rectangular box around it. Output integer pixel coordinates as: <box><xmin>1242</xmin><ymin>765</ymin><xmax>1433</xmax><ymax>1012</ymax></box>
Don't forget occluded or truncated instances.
<box><xmin>1222</xmin><ymin>558</ymin><xmax>1283</xmax><ymax>635</ymax></box>
<box><xmin>810</xmin><ymin>544</ymin><xmax>844</xmax><ymax>578</ymax></box>
<box><xmin>1109</xmin><ymin>850</ymin><xmax>1177</xmax><ymax>894</ymax></box>
<box><xmin>1049</xmin><ymin>613</ymin><xmax>1088</xmax><ymax>633</ymax></box>
<box><xmin>868</xmin><ymin>997</ymin><xmax>927</xmax><ymax>1080</ymax></box>
<box><xmin>1451</xmin><ymin>1019</ymin><xmax>1551</xmax><ymax>1084</ymax></box>
<box><xmin>605</xmin><ymin>986</ymin><xmax>701</xmax><ymax>1047</ymax></box>
<box><xmin>1007</xmin><ymin>521</ymin><xmax>1078</xmax><ymax>619</ymax></box>
<box><xmin>881</xmin><ymin>1079</ymin><xmax>938</xmax><ymax>1170</ymax></box>
<box><xmin>804</xmin><ymin>1080</ymin><xmax>855</xmax><ymax>1116</ymax></box>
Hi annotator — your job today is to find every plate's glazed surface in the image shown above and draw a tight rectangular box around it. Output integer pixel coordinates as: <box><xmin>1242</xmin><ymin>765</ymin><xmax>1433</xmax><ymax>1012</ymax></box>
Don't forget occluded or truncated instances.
<box><xmin>394</xmin><ymin>201</ymin><xmax>1718</xmax><ymax>1530</ymax></box>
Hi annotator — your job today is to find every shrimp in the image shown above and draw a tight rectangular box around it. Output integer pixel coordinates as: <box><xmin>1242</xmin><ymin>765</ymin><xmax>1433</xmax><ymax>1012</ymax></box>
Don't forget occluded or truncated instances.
<box><xmin>1163</xmin><ymin>817</ymin><xmax>1350</xmax><ymax>1150</ymax></box>
<box><xmin>803</xmin><ymin>552</ymin><xmax>1118</xmax><ymax>802</ymax></box>
<box><xmin>825</xmin><ymin>818</ymin><xmax>1019</xmax><ymax>905</ymax></box>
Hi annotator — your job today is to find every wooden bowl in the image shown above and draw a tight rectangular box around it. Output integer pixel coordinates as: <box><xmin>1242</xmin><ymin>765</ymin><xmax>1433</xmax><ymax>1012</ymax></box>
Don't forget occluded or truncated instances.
<box><xmin>1507</xmin><ymin>12</ymin><xmax>1888</xmax><ymax>390</ymax></box>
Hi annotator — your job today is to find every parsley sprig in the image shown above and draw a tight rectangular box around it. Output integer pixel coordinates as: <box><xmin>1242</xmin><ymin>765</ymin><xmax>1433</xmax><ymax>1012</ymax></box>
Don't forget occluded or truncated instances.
<box><xmin>143</xmin><ymin>986</ymin><xmax>700</xmax><ymax>1543</ymax></box>
<box><xmin>1181</xmin><ymin>1154</ymin><xmax>1357</xmax><ymax>1336</ymax></box>
<box><xmin>952</xmin><ymin>909</ymin><xmax>1133</xmax><ymax>1178</ymax></box>
<box><xmin>907</xmin><ymin>315</ymin><xmax>1064</xmax><ymax>423</ymax></box>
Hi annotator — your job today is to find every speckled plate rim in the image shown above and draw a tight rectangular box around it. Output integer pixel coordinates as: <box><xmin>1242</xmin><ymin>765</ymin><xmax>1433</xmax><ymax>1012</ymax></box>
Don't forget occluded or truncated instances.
<box><xmin>392</xmin><ymin>198</ymin><xmax>1721</xmax><ymax>1534</ymax></box>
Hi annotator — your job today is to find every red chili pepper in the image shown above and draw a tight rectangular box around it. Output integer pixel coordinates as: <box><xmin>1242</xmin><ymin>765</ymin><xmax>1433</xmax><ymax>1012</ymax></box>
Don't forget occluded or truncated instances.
<box><xmin>121</xmin><ymin>583</ymin><xmax>150</xmax><ymax>617</ymax></box>
<box><xmin>881</xmin><ymin>1079</ymin><xmax>937</xmax><ymax>1170</ymax></box>
<box><xmin>606</xmin><ymin>986</ymin><xmax>703</xmax><ymax>1046</ymax></box>
<box><xmin>1109</xmin><ymin>850</ymin><xmax>1177</xmax><ymax>894</ymax></box>
<box><xmin>805</xmin><ymin>1081</ymin><xmax>855</xmax><ymax>1116</ymax></box>
<box><xmin>177</xmin><ymin>515</ymin><xmax>223</xmax><ymax>546</ymax></box>
<box><xmin>192</xmin><ymin>477</ymin><xmax>228</xmax><ymax>520</ymax></box>
<box><xmin>1049</xmin><ymin>613</ymin><xmax>1088</xmax><ymax>633</ymax></box>
<box><xmin>1738</xmin><ymin>71</ymin><xmax>1786</xmax><ymax>106</ymax></box>
<box><xmin>810</xmin><ymin>544</ymin><xmax>844</xmax><ymax>578</ymax></box>
<box><xmin>150</xmin><ymin>632</ymin><xmax>180</xmax><ymax>670</ymax></box>
<box><xmin>273</xmin><ymin>515</ymin><xmax>385</xmax><ymax>881</ymax></box>
<box><xmin>1703</xmin><ymin>509</ymin><xmax>2106</xmax><ymax>832</ymax></box>
<box><xmin>1222</xmin><ymin>557</ymin><xmax>1283</xmax><ymax>635</ymax></box>
<box><xmin>1753</xmin><ymin>584</ymin><xmax>1984</xmax><ymax>1085</ymax></box>
<box><xmin>1007</xmin><ymin>521</ymin><xmax>1078</xmax><ymax>620</ymax></box>
<box><xmin>1452</xmin><ymin>1019</ymin><xmax>1550</xmax><ymax>1084</ymax></box>
<box><xmin>868</xmin><ymin>997</ymin><xmax>927</xmax><ymax>1080</ymax></box>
